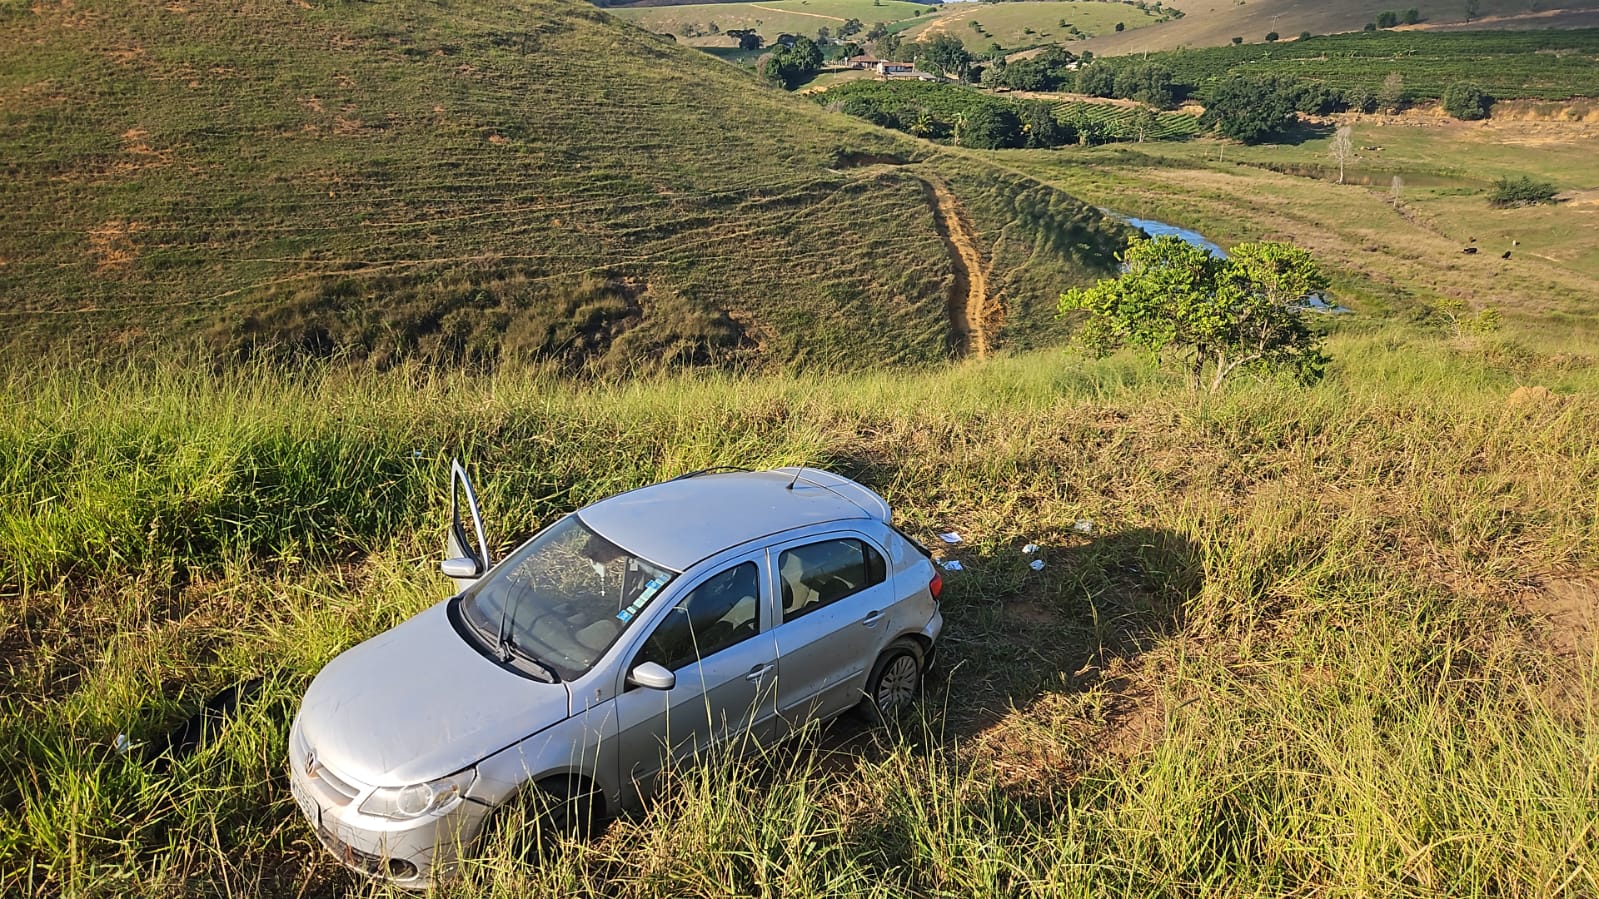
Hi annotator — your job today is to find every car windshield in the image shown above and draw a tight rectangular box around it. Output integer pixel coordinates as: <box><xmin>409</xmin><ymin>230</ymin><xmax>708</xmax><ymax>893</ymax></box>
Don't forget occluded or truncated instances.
<box><xmin>459</xmin><ymin>514</ymin><xmax>675</xmax><ymax>681</ymax></box>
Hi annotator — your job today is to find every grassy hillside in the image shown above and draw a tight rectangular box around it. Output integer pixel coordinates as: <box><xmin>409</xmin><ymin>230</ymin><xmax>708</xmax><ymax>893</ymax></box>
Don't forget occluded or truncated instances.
<box><xmin>0</xmin><ymin>0</ymin><xmax>1125</xmax><ymax>369</ymax></box>
<box><xmin>1075</xmin><ymin>0</ymin><xmax>1599</xmax><ymax>55</ymax></box>
<box><xmin>610</xmin><ymin>0</ymin><xmax>934</xmax><ymax>47</ymax></box>
<box><xmin>899</xmin><ymin>0</ymin><xmax>1164</xmax><ymax>52</ymax></box>
<box><xmin>2</xmin><ymin>324</ymin><xmax>1596</xmax><ymax>896</ymax></box>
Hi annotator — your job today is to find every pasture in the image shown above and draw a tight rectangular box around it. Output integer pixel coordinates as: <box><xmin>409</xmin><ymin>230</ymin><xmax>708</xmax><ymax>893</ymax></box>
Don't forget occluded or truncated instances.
<box><xmin>898</xmin><ymin>0</ymin><xmax>1163</xmax><ymax>52</ymax></box>
<box><xmin>609</xmin><ymin>0</ymin><xmax>935</xmax><ymax>46</ymax></box>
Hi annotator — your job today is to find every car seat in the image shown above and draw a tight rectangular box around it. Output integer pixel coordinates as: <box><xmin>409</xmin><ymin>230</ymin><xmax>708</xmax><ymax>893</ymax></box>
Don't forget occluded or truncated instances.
<box><xmin>780</xmin><ymin>552</ymin><xmax>818</xmax><ymax>616</ymax></box>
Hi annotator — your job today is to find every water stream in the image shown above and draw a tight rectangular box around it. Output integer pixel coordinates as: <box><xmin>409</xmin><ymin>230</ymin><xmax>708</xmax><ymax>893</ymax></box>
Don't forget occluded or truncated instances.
<box><xmin>1102</xmin><ymin>210</ymin><xmax>1352</xmax><ymax>314</ymax></box>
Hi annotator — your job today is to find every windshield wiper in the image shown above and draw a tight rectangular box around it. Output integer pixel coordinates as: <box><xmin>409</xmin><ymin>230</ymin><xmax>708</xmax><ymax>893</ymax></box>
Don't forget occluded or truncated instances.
<box><xmin>495</xmin><ymin>633</ymin><xmax>560</xmax><ymax>683</ymax></box>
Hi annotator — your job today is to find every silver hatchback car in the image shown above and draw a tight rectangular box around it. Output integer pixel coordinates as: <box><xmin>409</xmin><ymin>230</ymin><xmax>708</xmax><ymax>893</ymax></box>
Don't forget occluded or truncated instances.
<box><xmin>289</xmin><ymin>465</ymin><xmax>943</xmax><ymax>886</ymax></box>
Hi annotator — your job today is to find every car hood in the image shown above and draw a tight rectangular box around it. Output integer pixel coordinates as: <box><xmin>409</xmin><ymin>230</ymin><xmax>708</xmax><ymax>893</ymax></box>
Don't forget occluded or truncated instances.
<box><xmin>295</xmin><ymin>598</ymin><xmax>572</xmax><ymax>787</ymax></box>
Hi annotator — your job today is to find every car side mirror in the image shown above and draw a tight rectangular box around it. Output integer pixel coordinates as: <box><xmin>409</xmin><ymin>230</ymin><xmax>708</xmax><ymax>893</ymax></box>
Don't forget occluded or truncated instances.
<box><xmin>627</xmin><ymin>662</ymin><xmax>676</xmax><ymax>691</ymax></box>
<box><xmin>440</xmin><ymin>557</ymin><xmax>481</xmax><ymax>580</ymax></box>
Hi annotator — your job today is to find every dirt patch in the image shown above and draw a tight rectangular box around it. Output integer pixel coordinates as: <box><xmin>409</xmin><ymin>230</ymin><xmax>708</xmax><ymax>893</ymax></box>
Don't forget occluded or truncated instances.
<box><xmin>919</xmin><ymin>176</ymin><xmax>996</xmax><ymax>359</ymax></box>
<box><xmin>88</xmin><ymin>220</ymin><xmax>145</xmax><ymax>271</ymax></box>
<box><xmin>1524</xmin><ymin>575</ymin><xmax>1599</xmax><ymax>660</ymax></box>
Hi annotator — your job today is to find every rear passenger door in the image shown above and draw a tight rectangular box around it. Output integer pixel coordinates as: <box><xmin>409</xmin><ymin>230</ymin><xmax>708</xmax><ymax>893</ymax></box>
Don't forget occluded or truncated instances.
<box><xmin>768</xmin><ymin>533</ymin><xmax>894</xmax><ymax>729</ymax></box>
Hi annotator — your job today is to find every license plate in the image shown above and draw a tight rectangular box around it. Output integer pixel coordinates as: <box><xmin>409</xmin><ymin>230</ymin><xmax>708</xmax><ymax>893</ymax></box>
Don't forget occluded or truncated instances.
<box><xmin>290</xmin><ymin>775</ymin><xmax>320</xmax><ymax>829</ymax></box>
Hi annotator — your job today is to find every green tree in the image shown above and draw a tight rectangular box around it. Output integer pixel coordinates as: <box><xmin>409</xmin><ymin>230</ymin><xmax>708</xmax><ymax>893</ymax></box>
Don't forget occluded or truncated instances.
<box><xmin>1075</xmin><ymin>62</ymin><xmax>1116</xmax><ymax>96</ymax></box>
<box><xmin>1201</xmin><ymin>74</ymin><xmax>1297</xmax><ymax>143</ymax></box>
<box><xmin>759</xmin><ymin>36</ymin><xmax>823</xmax><ymax>89</ymax></box>
<box><xmin>1113</xmin><ymin>62</ymin><xmax>1177</xmax><ymax>108</ymax></box>
<box><xmin>1402</xmin><ymin>8</ymin><xmax>1421</xmax><ymax>24</ymax></box>
<box><xmin>726</xmin><ymin>28</ymin><xmax>763</xmax><ymax>51</ymax></box>
<box><xmin>1299</xmin><ymin>30</ymin><xmax>1312</xmax><ymax>40</ymax></box>
<box><xmin>1059</xmin><ymin>236</ymin><xmax>1330</xmax><ymax>391</ymax></box>
<box><xmin>1232</xmin><ymin>35</ymin><xmax>1244</xmax><ymax>44</ymax></box>
<box><xmin>1464</xmin><ymin>0</ymin><xmax>1481</xmax><ymax>21</ymax></box>
<box><xmin>915</xmin><ymin>33</ymin><xmax>973</xmax><ymax>79</ymax></box>
<box><xmin>875</xmin><ymin>32</ymin><xmax>902</xmax><ymax>59</ymax></box>
<box><xmin>1376</xmin><ymin>10</ymin><xmax>1399</xmax><ymax>27</ymax></box>
<box><xmin>1115</xmin><ymin>21</ymin><xmax>1126</xmax><ymax>31</ymax></box>
<box><xmin>954</xmin><ymin>104</ymin><xmax>1024</xmax><ymax>148</ymax></box>
<box><xmin>1441</xmin><ymin>81</ymin><xmax>1492</xmax><ymax>119</ymax></box>
<box><xmin>1265</xmin><ymin>31</ymin><xmax>1279</xmax><ymax>41</ymax></box>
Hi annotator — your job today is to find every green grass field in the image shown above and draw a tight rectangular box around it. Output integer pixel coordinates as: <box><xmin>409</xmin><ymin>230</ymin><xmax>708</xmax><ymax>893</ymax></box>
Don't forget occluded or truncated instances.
<box><xmin>3</xmin><ymin>324</ymin><xmax>1596</xmax><ymax>896</ymax></box>
<box><xmin>997</xmin><ymin>110</ymin><xmax>1599</xmax><ymax>325</ymax></box>
<box><xmin>0</xmin><ymin>0</ymin><xmax>1125</xmax><ymax>370</ymax></box>
<box><xmin>901</xmin><ymin>0</ymin><xmax>1163</xmax><ymax>52</ymax></box>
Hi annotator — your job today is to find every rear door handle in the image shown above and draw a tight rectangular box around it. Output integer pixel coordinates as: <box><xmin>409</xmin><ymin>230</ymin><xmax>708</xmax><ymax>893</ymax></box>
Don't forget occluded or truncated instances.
<box><xmin>862</xmin><ymin>611</ymin><xmax>884</xmax><ymax>628</ymax></box>
<box><xmin>746</xmin><ymin>663</ymin><xmax>775</xmax><ymax>682</ymax></box>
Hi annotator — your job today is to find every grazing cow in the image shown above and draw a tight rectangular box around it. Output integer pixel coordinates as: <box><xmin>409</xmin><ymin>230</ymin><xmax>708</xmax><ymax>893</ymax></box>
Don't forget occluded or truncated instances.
<box><xmin>1502</xmin><ymin>251</ymin><xmax>1511</xmax><ymax>259</ymax></box>
<box><xmin>1463</xmin><ymin>247</ymin><xmax>1478</xmax><ymax>254</ymax></box>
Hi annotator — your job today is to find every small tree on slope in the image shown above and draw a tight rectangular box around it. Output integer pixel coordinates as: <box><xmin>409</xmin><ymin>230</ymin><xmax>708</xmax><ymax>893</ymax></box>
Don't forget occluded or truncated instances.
<box><xmin>1059</xmin><ymin>236</ymin><xmax>1330</xmax><ymax>392</ymax></box>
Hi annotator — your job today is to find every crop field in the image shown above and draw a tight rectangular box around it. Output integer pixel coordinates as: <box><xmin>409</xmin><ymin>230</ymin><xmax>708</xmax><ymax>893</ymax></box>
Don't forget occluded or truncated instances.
<box><xmin>608</xmin><ymin>0</ymin><xmax>935</xmax><ymax>46</ymax></box>
<box><xmin>1074</xmin><ymin>0</ymin><xmax>1599</xmax><ymax>56</ymax></box>
<box><xmin>897</xmin><ymin>0</ymin><xmax>1163</xmax><ymax>52</ymax></box>
<box><xmin>0</xmin><ymin>0</ymin><xmax>1127</xmax><ymax>370</ymax></box>
<box><xmin>1053</xmin><ymin>100</ymin><xmax>1202</xmax><ymax>139</ymax></box>
<box><xmin>1151</xmin><ymin>28</ymin><xmax>1599</xmax><ymax>102</ymax></box>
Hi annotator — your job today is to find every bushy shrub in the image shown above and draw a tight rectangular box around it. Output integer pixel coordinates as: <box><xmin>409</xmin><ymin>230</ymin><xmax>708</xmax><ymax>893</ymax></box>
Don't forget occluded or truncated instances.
<box><xmin>1488</xmin><ymin>176</ymin><xmax>1557</xmax><ymax>207</ymax></box>
<box><xmin>1441</xmin><ymin>81</ymin><xmax>1492</xmax><ymax>119</ymax></box>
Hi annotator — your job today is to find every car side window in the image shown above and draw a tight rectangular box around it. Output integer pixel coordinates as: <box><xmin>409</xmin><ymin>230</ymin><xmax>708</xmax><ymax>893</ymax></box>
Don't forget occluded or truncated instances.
<box><xmin>778</xmin><ymin>538</ymin><xmax>887</xmax><ymax>622</ymax></box>
<box><xmin>636</xmin><ymin>562</ymin><xmax>760</xmax><ymax>672</ymax></box>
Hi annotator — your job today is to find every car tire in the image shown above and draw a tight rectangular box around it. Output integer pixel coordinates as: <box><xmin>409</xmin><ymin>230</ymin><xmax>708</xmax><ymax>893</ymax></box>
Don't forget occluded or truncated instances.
<box><xmin>481</xmin><ymin>778</ymin><xmax>601</xmax><ymax>863</ymax></box>
<box><xmin>861</xmin><ymin>639</ymin><xmax>924</xmax><ymax>725</ymax></box>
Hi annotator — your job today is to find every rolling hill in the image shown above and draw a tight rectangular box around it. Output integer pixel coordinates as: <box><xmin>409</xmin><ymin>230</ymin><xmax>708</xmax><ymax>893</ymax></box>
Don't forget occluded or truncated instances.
<box><xmin>1072</xmin><ymin>0</ymin><xmax>1599</xmax><ymax>55</ymax></box>
<box><xmin>0</xmin><ymin>0</ymin><xmax>1128</xmax><ymax>371</ymax></box>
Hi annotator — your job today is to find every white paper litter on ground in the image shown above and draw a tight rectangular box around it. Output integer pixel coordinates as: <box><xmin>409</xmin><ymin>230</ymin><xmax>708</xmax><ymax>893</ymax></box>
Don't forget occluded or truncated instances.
<box><xmin>941</xmin><ymin>560</ymin><xmax>964</xmax><ymax>571</ymax></box>
<box><xmin>1029</xmin><ymin>559</ymin><xmax>1046</xmax><ymax>571</ymax></box>
<box><xmin>938</xmin><ymin>532</ymin><xmax>963</xmax><ymax>544</ymax></box>
<box><xmin>1072</xmin><ymin>520</ymin><xmax>1095</xmax><ymax>535</ymax></box>
<box><xmin>1022</xmin><ymin>543</ymin><xmax>1039</xmax><ymax>554</ymax></box>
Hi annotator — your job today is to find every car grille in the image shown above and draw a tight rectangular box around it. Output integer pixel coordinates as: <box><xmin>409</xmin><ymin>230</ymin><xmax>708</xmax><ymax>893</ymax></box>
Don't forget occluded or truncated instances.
<box><xmin>296</xmin><ymin>728</ymin><xmax>363</xmax><ymax>805</ymax></box>
<box><xmin>308</xmin><ymin>756</ymin><xmax>362</xmax><ymax>803</ymax></box>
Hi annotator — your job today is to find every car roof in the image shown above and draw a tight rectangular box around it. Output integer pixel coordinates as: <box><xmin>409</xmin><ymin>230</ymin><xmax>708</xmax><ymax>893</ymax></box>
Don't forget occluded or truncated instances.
<box><xmin>576</xmin><ymin>467</ymin><xmax>889</xmax><ymax>572</ymax></box>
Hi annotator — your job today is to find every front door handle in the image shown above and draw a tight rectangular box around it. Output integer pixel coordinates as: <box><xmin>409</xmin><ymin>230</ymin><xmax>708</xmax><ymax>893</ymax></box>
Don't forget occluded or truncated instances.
<box><xmin>862</xmin><ymin>610</ymin><xmax>884</xmax><ymax>628</ymax></box>
<box><xmin>746</xmin><ymin>663</ymin><xmax>775</xmax><ymax>683</ymax></box>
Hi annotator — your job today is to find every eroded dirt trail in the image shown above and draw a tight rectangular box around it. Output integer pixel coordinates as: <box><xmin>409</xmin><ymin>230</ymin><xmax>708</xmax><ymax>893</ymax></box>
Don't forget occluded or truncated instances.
<box><xmin>921</xmin><ymin>175</ymin><xmax>995</xmax><ymax>358</ymax></box>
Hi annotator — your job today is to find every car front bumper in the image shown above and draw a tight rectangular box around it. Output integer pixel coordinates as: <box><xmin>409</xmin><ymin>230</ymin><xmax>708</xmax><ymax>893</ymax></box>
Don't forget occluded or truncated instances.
<box><xmin>288</xmin><ymin>725</ymin><xmax>492</xmax><ymax>888</ymax></box>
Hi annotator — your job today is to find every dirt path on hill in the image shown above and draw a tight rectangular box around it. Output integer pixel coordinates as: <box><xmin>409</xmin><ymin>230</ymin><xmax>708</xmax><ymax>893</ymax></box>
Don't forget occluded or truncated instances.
<box><xmin>920</xmin><ymin>175</ymin><xmax>994</xmax><ymax>359</ymax></box>
<box><xmin>747</xmin><ymin>3</ymin><xmax>844</xmax><ymax>22</ymax></box>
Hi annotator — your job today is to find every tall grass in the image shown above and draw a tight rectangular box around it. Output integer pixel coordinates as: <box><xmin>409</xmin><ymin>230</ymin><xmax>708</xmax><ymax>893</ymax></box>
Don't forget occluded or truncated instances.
<box><xmin>1</xmin><ymin>328</ymin><xmax>1595</xmax><ymax>896</ymax></box>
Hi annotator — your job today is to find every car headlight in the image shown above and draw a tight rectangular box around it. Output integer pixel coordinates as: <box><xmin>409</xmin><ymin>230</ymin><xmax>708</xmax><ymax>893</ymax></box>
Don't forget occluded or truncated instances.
<box><xmin>359</xmin><ymin>768</ymin><xmax>477</xmax><ymax>821</ymax></box>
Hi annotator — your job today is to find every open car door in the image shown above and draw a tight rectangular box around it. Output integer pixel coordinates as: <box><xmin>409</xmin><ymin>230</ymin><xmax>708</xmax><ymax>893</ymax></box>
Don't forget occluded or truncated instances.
<box><xmin>441</xmin><ymin>458</ymin><xmax>490</xmax><ymax>590</ymax></box>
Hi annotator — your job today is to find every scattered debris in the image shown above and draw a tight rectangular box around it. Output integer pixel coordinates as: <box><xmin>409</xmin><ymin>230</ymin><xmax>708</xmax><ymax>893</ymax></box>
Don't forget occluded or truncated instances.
<box><xmin>938</xmin><ymin>532</ymin><xmax>963</xmax><ymax>545</ymax></box>
<box><xmin>1022</xmin><ymin>543</ymin><xmax>1039</xmax><ymax>554</ymax></box>
<box><xmin>1029</xmin><ymin>559</ymin><xmax>1045</xmax><ymax>571</ymax></box>
<box><xmin>1072</xmin><ymin>519</ymin><xmax>1095</xmax><ymax>535</ymax></box>
<box><xmin>114</xmin><ymin>733</ymin><xmax>134</xmax><ymax>756</ymax></box>
<box><xmin>941</xmin><ymin>559</ymin><xmax>964</xmax><ymax>571</ymax></box>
